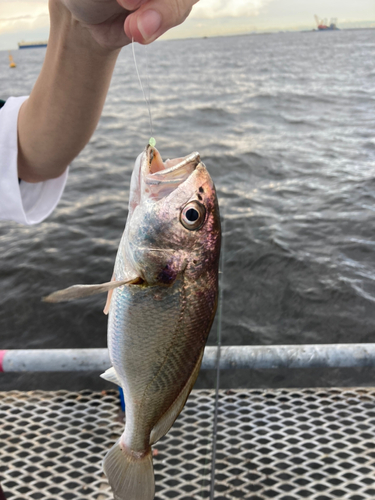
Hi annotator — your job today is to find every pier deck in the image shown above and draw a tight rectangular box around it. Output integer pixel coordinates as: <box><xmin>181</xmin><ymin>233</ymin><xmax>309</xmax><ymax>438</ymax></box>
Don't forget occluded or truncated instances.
<box><xmin>1</xmin><ymin>387</ymin><xmax>375</xmax><ymax>499</ymax></box>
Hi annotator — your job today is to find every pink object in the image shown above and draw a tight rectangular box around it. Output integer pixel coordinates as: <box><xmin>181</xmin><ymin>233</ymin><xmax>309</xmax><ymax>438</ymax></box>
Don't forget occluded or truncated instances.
<box><xmin>0</xmin><ymin>350</ymin><xmax>7</xmax><ymax>372</ymax></box>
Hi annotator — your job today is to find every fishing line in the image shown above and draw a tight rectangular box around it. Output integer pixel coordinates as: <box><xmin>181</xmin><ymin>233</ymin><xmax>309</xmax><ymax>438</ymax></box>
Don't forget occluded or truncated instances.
<box><xmin>197</xmin><ymin>216</ymin><xmax>225</xmax><ymax>499</ymax></box>
<box><xmin>144</xmin><ymin>41</ymin><xmax>152</xmax><ymax>110</ymax></box>
<box><xmin>210</xmin><ymin>216</ymin><xmax>225</xmax><ymax>500</ymax></box>
<box><xmin>131</xmin><ymin>37</ymin><xmax>154</xmax><ymax>139</ymax></box>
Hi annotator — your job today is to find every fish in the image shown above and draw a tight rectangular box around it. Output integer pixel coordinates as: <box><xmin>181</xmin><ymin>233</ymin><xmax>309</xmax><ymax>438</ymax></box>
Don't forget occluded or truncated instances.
<box><xmin>44</xmin><ymin>144</ymin><xmax>221</xmax><ymax>500</ymax></box>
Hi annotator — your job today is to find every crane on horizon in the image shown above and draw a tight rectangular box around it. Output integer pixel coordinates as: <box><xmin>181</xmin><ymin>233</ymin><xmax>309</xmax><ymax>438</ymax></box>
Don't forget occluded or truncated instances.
<box><xmin>314</xmin><ymin>15</ymin><xmax>338</xmax><ymax>31</ymax></box>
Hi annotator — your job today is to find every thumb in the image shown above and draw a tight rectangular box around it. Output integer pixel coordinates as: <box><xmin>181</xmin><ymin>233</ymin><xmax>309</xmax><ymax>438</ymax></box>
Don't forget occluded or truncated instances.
<box><xmin>124</xmin><ymin>0</ymin><xmax>198</xmax><ymax>44</ymax></box>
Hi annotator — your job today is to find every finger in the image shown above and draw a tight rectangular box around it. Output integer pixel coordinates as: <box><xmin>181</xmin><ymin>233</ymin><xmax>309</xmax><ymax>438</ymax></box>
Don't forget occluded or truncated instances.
<box><xmin>124</xmin><ymin>0</ymin><xmax>198</xmax><ymax>44</ymax></box>
<box><xmin>116</xmin><ymin>0</ymin><xmax>148</xmax><ymax>12</ymax></box>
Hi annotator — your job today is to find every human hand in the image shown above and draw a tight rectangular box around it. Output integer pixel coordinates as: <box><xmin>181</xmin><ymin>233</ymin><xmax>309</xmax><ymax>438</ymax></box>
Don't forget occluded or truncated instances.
<box><xmin>121</xmin><ymin>0</ymin><xmax>199</xmax><ymax>44</ymax></box>
<box><xmin>57</xmin><ymin>0</ymin><xmax>198</xmax><ymax>50</ymax></box>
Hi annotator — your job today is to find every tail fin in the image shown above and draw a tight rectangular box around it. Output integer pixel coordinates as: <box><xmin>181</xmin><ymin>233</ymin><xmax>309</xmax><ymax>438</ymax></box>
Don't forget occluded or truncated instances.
<box><xmin>103</xmin><ymin>439</ymin><xmax>154</xmax><ymax>500</ymax></box>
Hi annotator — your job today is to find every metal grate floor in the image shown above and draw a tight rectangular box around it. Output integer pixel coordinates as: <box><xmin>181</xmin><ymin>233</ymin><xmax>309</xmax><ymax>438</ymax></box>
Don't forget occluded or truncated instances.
<box><xmin>1</xmin><ymin>388</ymin><xmax>375</xmax><ymax>500</ymax></box>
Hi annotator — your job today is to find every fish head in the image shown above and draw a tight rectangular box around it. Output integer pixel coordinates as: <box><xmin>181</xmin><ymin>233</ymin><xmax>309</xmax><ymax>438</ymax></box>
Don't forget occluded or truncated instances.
<box><xmin>122</xmin><ymin>145</ymin><xmax>221</xmax><ymax>286</ymax></box>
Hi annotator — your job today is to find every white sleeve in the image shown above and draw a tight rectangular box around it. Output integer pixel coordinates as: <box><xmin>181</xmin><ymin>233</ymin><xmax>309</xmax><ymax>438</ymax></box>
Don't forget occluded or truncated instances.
<box><xmin>0</xmin><ymin>96</ymin><xmax>68</xmax><ymax>225</ymax></box>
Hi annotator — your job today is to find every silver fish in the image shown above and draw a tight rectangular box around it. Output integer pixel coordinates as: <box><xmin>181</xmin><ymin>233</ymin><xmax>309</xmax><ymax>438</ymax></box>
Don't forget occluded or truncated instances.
<box><xmin>44</xmin><ymin>145</ymin><xmax>221</xmax><ymax>500</ymax></box>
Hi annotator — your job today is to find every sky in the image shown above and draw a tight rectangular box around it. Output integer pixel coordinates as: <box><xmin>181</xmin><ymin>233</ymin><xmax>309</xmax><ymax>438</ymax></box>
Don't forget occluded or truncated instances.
<box><xmin>0</xmin><ymin>0</ymin><xmax>374</xmax><ymax>50</ymax></box>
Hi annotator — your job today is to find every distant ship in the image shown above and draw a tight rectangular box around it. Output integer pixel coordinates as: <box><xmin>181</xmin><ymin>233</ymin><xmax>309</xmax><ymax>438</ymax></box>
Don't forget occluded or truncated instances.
<box><xmin>18</xmin><ymin>41</ymin><xmax>47</xmax><ymax>49</ymax></box>
<box><xmin>314</xmin><ymin>15</ymin><xmax>339</xmax><ymax>31</ymax></box>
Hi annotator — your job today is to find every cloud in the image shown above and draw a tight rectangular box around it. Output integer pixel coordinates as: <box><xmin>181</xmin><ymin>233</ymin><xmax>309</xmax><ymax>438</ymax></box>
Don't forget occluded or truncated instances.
<box><xmin>0</xmin><ymin>2</ymin><xmax>49</xmax><ymax>35</ymax></box>
<box><xmin>190</xmin><ymin>0</ymin><xmax>270</xmax><ymax>19</ymax></box>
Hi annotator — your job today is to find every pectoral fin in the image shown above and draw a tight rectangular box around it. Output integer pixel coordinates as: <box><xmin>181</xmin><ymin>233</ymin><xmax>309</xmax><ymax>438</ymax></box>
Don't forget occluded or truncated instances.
<box><xmin>43</xmin><ymin>277</ymin><xmax>139</xmax><ymax>303</ymax></box>
<box><xmin>103</xmin><ymin>275</ymin><xmax>115</xmax><ymax>315</ymax></box>
<box><xmin>149</xmin><ymin>349</ymin><xmax>204</xmax><ymax>445</ymax></box>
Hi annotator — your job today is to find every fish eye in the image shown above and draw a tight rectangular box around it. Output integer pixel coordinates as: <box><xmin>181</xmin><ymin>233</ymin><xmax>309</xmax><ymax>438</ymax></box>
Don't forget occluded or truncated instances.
<box><xmin>180</xmin><ymin>201</ymin><xmax>206</xmax><ymax>230</ymax></box>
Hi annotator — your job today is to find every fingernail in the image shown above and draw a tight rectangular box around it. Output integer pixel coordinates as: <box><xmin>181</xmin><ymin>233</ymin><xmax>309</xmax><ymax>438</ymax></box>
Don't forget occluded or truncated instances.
<box><xmin>137</xmin><ymin>10</ymin><xmax>162</xmax><ymax>42</ymax></box>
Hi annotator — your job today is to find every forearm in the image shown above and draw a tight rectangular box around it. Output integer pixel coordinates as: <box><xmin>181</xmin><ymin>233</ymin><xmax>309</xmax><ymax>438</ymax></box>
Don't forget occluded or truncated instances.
<box><xmin>17</xmin><ymin>1</ymin><xmax>121</xmax><ymax>183</ymax></box>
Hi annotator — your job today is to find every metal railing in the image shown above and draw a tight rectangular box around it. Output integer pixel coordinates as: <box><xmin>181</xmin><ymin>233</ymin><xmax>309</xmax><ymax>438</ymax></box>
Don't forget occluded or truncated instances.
<box><xmin>1</xmin><ymin>343</ymin><xmax>375</xmax><ymax>372</ymax></box>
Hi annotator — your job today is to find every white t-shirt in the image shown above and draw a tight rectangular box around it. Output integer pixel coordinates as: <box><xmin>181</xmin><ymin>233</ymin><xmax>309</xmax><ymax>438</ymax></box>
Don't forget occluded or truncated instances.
<box><xmin>0</xmin><ymin>96</ymin><xmax>68</xmax><ymax>225</ymax></box>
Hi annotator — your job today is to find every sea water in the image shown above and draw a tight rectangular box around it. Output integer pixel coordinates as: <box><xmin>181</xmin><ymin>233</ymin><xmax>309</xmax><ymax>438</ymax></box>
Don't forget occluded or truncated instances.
<box><xmin>1</xmin><ymin>29</ymin><xmax>375</xmax><ymax>390</ymax></box>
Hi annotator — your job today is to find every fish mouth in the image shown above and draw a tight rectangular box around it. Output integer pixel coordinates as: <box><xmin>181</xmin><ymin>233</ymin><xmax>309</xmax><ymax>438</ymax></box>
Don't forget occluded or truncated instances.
<box><xmin>143</xmin><ymin>145</ymin><xmax>201</xmax><ymax>200</ymax></box>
